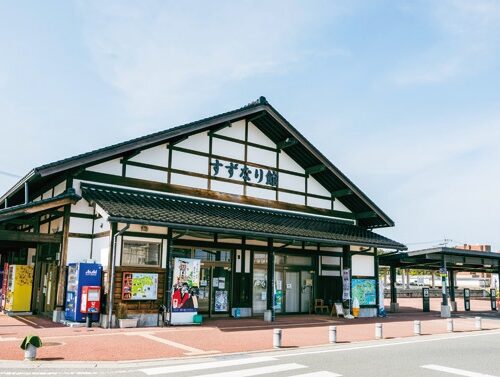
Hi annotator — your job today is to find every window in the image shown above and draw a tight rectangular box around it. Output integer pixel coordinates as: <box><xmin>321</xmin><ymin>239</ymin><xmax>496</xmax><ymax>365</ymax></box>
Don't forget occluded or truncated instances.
<box><xmin>122</xmin><ymin>240</ymin><xmax>160</xmax><ymax>266</ymax></box>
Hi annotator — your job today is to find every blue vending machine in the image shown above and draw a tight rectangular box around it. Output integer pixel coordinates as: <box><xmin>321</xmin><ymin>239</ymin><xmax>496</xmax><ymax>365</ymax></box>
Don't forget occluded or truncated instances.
<box><xmin>65</xmin><ymin>262</ymin><xmax>102</xmax><ymax>322</ymax></box>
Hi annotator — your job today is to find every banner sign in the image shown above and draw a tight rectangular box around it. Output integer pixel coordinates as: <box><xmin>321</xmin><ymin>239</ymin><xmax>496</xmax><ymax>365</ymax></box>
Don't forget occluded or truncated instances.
<box><xmin>122</xmin><ymin>273</ymin><xmax>158</xmax><ymax>300</ymax></box>
<box><xmin>342</xmin><ymin>268</ymin><xmax>351</xmax><ymax>300</ymax></box>
<box><xmin>171</xmin><ymin>258</ymin><xmax>200</xmax><ymax>313</ymax></box>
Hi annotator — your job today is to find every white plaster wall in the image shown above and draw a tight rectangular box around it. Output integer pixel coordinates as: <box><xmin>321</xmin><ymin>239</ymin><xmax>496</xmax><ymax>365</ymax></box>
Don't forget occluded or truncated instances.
<box><xmin>322</xmin><ymin>256</ymin><xmax>341</xmax><ymax>265</ymax></box>
<box><xmin>86</xmin><ymin>158</ymin><xmax>122</xmax><ymax>176</ymax></box>
<box><xmin>39</xmin><ymin>223</ymin><xmax>49</xmax><ymax>234</ymax></box>
<box><xmin>171</xmin><ymin>150</ymin><xmax>208</xmax><ymax>175</ymax></box>
<box><xmin>162</xmin><ymin>240</ymin><xmax>167</xmax><ymax>268</ymax></box>
<box><xmin>279</xmin><ymin>173</ymin><xmax>304</xmax><ymax>192</ymax></box>
<box><xmin>321</xmin><ymin>246</ymin><xmax>343</xmax><ymax>252</ymax></box>
<box><xmin>279</xmin><ymin>192</ymin><xmax>305</xmax><ymax>206</ymax></box>
<box><xmin>129</xmin><ymin>144</ymin><xmax>168</xmax><ymax>167</ymax></box>
<box><xmin>212</xmin><ymin>137</ymin><xmax>244</xmax><ymax>161</ymax></box>
<box><xmin>247</xmin><ymin>122</ymin><xmax>275</xmax><ymax>148</ymax></box>
<box><xmin>49</xmin><ymin>217</ymin><xmax>63</xmax><ymax>233</ymax></box>
<box><xmin>247</xmin><ymin>146</ymin><xmax>276</xmax><ymax>168</ymax></box>
<box><xmin>177</xmin><ymin>132</ymin><xmax>209</xmax><ymax>153</ymax></box>
<box><xmin>210</xmin><ymin>180</ymin><xmax>243</xmax><ymax>196</ymax></box>
<box><xmin>279</xmin><ymin>153</ymin><xmax>303</xmax><ymax>173</ymax></box>
<box><xmin>69</xmin><ymin>217</ymin><xmax>93</xmax><ymax>234</ymax></box>
<box><xmin>70</xmin><ymin>197</ymin><xmax>94</xmax><ymax>215</ymax></box>
<box><xmin>307</xmin><ymin>197</ymin><xmax>332</xmax><ymax>210</ymax></box>
<box><xmin>127</xmin><ymin>224</ymin><xmax>168</xmax><ymax>234</ymax></box>
<box><xmin>352</xmin><ymin>254</ymin><xmax>375</xmax><ymax>276</ymax></box>
<box><xmin>93</xmin><ymin>217</ymin><xmax>110</xmax><ymax>232</ymax></box>
<box><xmin>53</xmin><ymin>181</ymin><xmax>66</xmax><ymax>196</ymax></box>
<box><xmin>67</xmin><ymin>237</ymin><xmax>92</xmax><ymax>264</ymax></box>
<box><xmin>246</xmin><ymin>186</ymin><xmax>276</xmax><ymax>201</ymax></box>
<box><xmin>28</xmin><ymin>248</ymin><xmax>36</xmax><ymax>266</ymax></box>
<box><xmin>217</xmin><ymin>120</ymin><xmax>245</xmax><ymax>139</ymax></box>
<box><xmin>92</xmin><ymin>236</ymin><xmax>110</xmax><ymax>268</ymax></box>
<box><xmin>41</xmin><ymin>189</ymin><xmax>52</xmax><ymax>200</ymax></box>
<box><xmin>334</xmin><ymin>199</ymin><xmax>351</xmax><ymax>213</ymax></box>
<box><xmin>171</xmin><ymin>173</ymin><xmax>207</xmax><ymax>190</ymax></box>
<box><xmin>126</xmin><ymin>165</ymin><xmax>167</xmax><ymax>183</ymax></box>
<box><xmin>308</xmin><ymin>176</ymin><xmax>330</xmax><ymax>197</ymax></box>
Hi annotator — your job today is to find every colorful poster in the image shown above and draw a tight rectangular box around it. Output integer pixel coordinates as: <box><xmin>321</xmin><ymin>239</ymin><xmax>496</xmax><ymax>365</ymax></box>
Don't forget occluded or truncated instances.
<box><xmin>351</xmin><ymin>278</ymin><xmax>376</xmax><ymax>306</ymax></box>
<box><xmin>214</xmin><ymin>290</ymin><xmax>228</xmax><ymax>312</ymax></box>
<box><xmin>122</xmin><ymin>273</ymin><xmax>158</xmax><ymax>300</ymax></box>
<box><xmin>171</xmin><ymin>258</ymin><xmax>200</xmax><ymax>312</ymax></box>
<box><xmin>274</xmin><ymin>290</ymin><xmax>283</xmax><ymax>310</ymax></box>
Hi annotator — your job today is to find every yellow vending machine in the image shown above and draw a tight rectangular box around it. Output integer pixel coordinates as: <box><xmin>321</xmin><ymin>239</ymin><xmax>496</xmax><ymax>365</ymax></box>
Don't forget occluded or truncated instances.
<box><xmin>4</xmin><ymin>265</ymin><xmax>33</xmax><ymax>312</ymax></box>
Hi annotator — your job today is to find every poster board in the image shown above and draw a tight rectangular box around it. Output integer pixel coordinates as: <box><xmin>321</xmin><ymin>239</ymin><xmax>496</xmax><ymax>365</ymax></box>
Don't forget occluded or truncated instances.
<box><xmin>170</xmin><ymin>258</ymin><xmax>201</xmax><ymax>324</ymax></box>
<box><xmin>122</xmin><ymin>273</ymin><xmax>158</xmax><ymax>300</ymax></box>
<box><xmin>351</xmin><ymin>278</ymin><xmax>376</xmax><ymax>306</ymax></box>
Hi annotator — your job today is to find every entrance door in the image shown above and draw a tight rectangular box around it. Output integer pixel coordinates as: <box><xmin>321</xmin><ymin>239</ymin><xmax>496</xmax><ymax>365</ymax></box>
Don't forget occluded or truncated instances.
<box><xmin>300</xmin><ymin>271</ymin><xmax>312</xmax><ymax>313</ymax></box>
<box><xmin>197</xmin><ymin>264</ymin><xmax>231</xmax><ymax>317</ymax></box>
<box><xmin>285</xmin><ymin>271</ymin><xmax>300</xmax><ymax>313</ymax></box>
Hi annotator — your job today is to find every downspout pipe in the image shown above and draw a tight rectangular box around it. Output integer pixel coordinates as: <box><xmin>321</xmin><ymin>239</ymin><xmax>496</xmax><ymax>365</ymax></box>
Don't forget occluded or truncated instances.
<box><xmin>108</xmin><ymin>223</ymin><xmax>130</xmax><ymax>329</ymax></box>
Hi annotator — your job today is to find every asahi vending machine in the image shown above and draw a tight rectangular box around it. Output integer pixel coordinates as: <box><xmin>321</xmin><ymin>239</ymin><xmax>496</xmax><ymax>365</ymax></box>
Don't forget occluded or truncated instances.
<box><xmin>65</xmin><ymin>263</ymin><xmax>102</xmax><ymax>322</ymax></box>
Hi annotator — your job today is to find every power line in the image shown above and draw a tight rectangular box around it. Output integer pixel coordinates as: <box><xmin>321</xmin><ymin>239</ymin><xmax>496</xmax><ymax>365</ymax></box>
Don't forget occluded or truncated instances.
<box><xmin>0</xmin><ymin>170</ymin><xmax>21</xmax><ymax>178</ymax></box>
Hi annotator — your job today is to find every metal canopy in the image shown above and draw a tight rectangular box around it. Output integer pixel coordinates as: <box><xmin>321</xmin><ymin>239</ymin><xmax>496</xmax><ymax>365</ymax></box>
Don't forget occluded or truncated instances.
<box><xmin>379</xmin><ymin>247</ymin><xmax>500</xmax><ymax>273</ymax></box>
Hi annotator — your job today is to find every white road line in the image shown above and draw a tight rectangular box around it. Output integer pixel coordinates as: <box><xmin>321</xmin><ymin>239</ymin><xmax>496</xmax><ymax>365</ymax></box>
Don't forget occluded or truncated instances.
<box><xmin>194</xmin><ymin>363</ymin><xmax>306</xmax><ymax>377</ymax></box>
<box><xmin>289</xmin><ymin>372</ymin><xmax>342</xmax><ymax>377</ymax></box>
<box><xmin>133</xmin><ymin>333</ymin><xmax>206</xmax><ymax>353</ymax></box>
<box><xmin>139</xmin><ymin>356</ymin><xmax>277</xmax><ymax>375</ymax></box>
<box><xmin>421</xmin><ymin>364</ymin><xmax>498</xmax><ymax>377</ymax></box>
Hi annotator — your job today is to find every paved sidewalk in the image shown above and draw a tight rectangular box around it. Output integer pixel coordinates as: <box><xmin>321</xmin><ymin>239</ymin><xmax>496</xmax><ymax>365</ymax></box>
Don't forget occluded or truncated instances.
<box><xmin>0</xmin><ymin>298</ymin><xmax>498</xmax><ymax>362</ymax></box>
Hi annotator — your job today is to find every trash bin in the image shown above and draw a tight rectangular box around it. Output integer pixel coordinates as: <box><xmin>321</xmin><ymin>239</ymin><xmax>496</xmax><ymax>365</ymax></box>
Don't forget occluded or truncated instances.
<box><xmin>264</xmin><ymin>310</ymin><xmax>272</xmax><ymax>322</ymax></box>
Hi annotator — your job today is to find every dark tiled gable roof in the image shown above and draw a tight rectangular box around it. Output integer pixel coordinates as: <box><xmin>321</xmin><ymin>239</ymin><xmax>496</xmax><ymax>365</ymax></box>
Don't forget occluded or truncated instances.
<box><xmin>82</xmin><ymin>184</ymin><xmax>406</xmax><ymax>250</ymax></box>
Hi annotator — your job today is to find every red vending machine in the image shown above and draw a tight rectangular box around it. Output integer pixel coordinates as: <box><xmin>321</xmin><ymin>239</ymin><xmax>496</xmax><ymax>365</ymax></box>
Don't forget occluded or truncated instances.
<box><xmin>80</xmin><ymin>286</ymin><xmax>101</xmax><ymax>326</ymax></box>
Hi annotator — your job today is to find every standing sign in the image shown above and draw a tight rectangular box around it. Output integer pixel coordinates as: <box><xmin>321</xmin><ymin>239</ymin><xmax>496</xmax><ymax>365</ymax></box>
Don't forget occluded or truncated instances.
<box><xmin>342</xmin><ymin>269</ymin><xmax>351</xmax><ymax>300</ymax></box>
<box><xmin>170</xmin><ymin>258</ymin><xmax>201</xmax><ymax>325</ymax></box>
<box><xmin>422</xmin><ymin>287</ymin><xmax>430</xmax><ymax>312</ymax></box>
<box><xmin>464</xmin><ymin>288</ymin><xmax>470</xmax><ymax>311</ymax></box>
<box><xmin>491</xmin><ymin>289</ymin><xmax>497</xmax><ymax>311</ymax></box>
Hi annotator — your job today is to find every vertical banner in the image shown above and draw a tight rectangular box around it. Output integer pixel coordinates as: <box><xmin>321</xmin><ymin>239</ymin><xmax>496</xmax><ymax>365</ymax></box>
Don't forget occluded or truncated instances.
<box><xmin>171</xmin><ymin>258</ymin><xmax>201</xmax><ymax>317</ymax></box>
<box><xmin>342</xmin><ymin>268</ymin><xmax>351</xmax><ymax>300</ymax></box>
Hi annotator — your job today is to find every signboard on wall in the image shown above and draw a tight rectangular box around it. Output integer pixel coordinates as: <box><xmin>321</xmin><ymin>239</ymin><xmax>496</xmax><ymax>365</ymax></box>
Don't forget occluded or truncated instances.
<box><xmin>342</xmin><ymin>268</ymin><xmax>350</xmax><ymax>300</ymax></box>
<box><xmin>122</xmin><ymin>273</ymin><xmax>158</xmax><ymax>300</ymax></box>
<box><xmin>351</xmin><ymin>278</ymin><xmax>376</xmax><ymax>306</ymax></box>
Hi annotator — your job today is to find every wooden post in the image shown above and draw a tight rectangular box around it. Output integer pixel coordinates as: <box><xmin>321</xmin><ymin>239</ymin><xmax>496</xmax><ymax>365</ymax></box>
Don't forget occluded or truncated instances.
<box><xmin>55</xmin><ymin>204</ymin><xmax>71</xmax><ymax>308</ymax></box>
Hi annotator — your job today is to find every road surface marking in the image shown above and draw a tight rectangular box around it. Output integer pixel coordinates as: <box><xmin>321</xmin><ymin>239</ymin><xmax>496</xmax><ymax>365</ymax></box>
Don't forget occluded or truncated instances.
<box><xmin>0</xmin><ymin>372</ymin><xmax>97</xmax><ymax>375</ymax></box>
<box><xmin>289</xmin><ymin>372</ymin><xmax>342</xmax><ymax>377</ymax></box>
<box><xmin>194</xmin><ymin>363</ymin><xmax>306</xmax><ymax>377</ymax></box>
<box><xmin>0</xmin><ymin>337</ymin><xmax>19</xmax><ymax>342</ymax></box>
<box><xmin>421</xmin><ymin>364</ymin><xmax>497</xmax><ymax>377</ymax></box>
<box><xmin>130</xmin><ymin>332</ymin><xmax>206</xmax><ymax>353</ymax></box>
<box><xmin>140</xmin><ymin>356</ymin><xmax>277</xmax><ymax>375</ymax></box>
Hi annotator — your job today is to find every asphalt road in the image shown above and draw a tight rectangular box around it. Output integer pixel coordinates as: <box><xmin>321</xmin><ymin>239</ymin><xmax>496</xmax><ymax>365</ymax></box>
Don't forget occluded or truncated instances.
<box><xmin>2</xmin><ymin>329</ymin><xmax>499</xmax><ymax>377</ymax></box>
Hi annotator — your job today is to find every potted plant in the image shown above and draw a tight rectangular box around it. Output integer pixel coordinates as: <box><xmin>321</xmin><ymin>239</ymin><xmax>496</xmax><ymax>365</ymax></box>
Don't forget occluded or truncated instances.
<box><xmin>20</xmin><ymin>335</ymin><xmax>42</xmax><ymax>361</ymax></box>
<box><xmin>116</xmin><ymin>302</ymin><xmax>138</xmax><ymax>328</ymax></box>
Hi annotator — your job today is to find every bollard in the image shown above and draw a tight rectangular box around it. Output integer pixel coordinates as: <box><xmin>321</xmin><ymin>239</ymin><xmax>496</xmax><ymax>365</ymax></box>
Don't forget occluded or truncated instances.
<box><xmin>446</xmin><ymin>318</ymin><xmax>454</xmax><ymax>332</ymax></box>
<box><xmin>375</xmin><ymin>323</ymin><xmax>383</xmax><ymax>339</ymax></box>
<box><xmin>273</xmin><ymin>328</ymin><xmax>282</xmax><ymax>348</ymax></box>
<box><xmin>329</xmin><ymin>326</ymin><xmax>337</xmax><ymax>344</ymax></box>
<box><xmin>475</xmin><ymin>316</ymin><xmax>482</xmax><ymax>330</ymax></box>
<box><xmin>413</xmin><ymin>320</ymin><xmax>421</xmax><ymax>336</ymax></box>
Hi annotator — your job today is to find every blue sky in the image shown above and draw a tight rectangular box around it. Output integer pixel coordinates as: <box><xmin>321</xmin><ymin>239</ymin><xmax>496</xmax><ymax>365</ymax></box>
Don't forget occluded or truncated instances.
<box><xmin>1</xmin><ymin>1</ymin><xmax>499</xmax><ymax>251</ymax></box>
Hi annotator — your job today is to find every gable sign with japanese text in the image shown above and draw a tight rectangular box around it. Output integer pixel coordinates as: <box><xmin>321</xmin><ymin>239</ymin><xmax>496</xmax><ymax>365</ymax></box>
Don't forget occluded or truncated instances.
<box><xmin>210</xmin><ymin>159</ymin><xmax>278</xmax><ymax>187</ymax></box>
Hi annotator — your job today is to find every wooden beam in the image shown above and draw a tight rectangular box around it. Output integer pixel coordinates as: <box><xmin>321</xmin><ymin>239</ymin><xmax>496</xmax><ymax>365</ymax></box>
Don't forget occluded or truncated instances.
<box><xmin>331</xmin><ymin>189</ymin><xmax>353</xmax><ymax>198</ymax></box>
<box><xmin>207</xmin><ymin>121</ymin><xmax>231</xmax><ymax>136</ymax></box>
<box><xmin>305</xmin><ymin>164</ymin><xmax>326</xmax><ymax>175</ymax></box>
<box><xmin>277</xmin><ymin>138</ymin><xmax>297</xmax><ymax>150</ymax></box>
<box><xmin>0</xmin><ymin>229</ymin><xmax>62</xmax><ymax>243</ymax></box>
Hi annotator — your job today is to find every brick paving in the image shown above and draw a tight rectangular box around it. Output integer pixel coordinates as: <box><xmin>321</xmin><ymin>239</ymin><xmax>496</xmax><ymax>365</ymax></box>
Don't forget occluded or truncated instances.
<box><xmin>0</xmin><ymin>298</ymin><xmax>498</xmax><ymax>362</ymax></box>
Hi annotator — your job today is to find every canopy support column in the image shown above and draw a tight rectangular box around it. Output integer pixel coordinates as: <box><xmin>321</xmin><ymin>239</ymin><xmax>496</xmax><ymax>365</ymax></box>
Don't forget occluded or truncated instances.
<box><xmin>390</xmin><ymin>265</ymin><xmax>398</xmax><ymax>312</ymax></box>
<box><xmin>441</xmin><ymin>255</ymin><xmax>451</xmax><ymax>317</ymax></box>
<box><xmin>449</xmin><ymin>269</ymin><xmax>457</xmax><ymax>312</ymax></box>
<box><xmin>266</xmin><ymin>238</ymin><xmax>275</xmax><ymax>322</ymax></box>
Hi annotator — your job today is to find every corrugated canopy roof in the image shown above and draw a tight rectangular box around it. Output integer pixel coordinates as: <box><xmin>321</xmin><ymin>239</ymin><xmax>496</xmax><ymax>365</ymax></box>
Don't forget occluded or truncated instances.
<box><xmin>82</xmin><ymin>184</ymin><xmax>406</xmax><ymax>250</ymax></box>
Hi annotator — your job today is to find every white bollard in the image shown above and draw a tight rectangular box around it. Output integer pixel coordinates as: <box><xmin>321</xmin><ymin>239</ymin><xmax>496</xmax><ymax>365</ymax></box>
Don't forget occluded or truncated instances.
<box><xmin>446</xmin><ymin>318</ymin><xmax>454</xmax><ymax>332</ymax></box>
<box><xmin>475</xmin><ymin>316</ymin><xmax>482</xmax><ymax>330</ymax></box>
<box><xmin>413</xmin><ymin>320</ymin><xmax>421</xmax><ymax>335</ymax></box>
<box><xmin>375</xmin><ymin>323</ymin><xmax>383</xmax><ymax>339</ymax></box>
<box><xmin>273</xmin><ymin>328</ymin><xmax>282</xmax><ymax>348</ymax></box>
<box><xmin>329</xmin><ymin>326</ymin><xmax>337</xmax><ymax>344</ymax></box>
